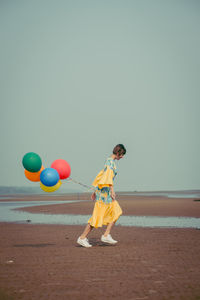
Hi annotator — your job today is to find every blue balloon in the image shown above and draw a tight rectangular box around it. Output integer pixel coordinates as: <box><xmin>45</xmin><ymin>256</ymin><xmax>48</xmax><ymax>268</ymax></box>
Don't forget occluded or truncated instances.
<box><xmin>40</xmin><ymin>168</ymin><xmax>59</xmax><ymax>187</ymax></box>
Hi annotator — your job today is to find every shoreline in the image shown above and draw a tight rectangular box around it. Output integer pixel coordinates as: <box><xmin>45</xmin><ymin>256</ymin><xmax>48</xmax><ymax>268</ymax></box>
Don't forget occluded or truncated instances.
<box><xmin>11</xmin><ymin>194</ymin><xmax>200</xmax><ymax>218</ymax></box>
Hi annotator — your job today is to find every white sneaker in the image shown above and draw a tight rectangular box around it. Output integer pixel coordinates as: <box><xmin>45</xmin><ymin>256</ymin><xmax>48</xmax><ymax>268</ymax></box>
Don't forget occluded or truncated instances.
<box><xmin>77</xmin><ymin>237</ymin><xmax>92</xmax><ymax>248</ymax></box>
<box><xmin>101</xmin><ymin>234</ymin><xmax>118</xmax><ymax>244</ymax></box>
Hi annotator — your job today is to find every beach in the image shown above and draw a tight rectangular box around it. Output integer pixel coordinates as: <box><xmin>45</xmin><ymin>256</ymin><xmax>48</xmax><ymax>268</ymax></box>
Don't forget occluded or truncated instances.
<box><xmin>0</xmin><ymin>193</ymin><xmax>200</xmax><ymax>300</ymax></box>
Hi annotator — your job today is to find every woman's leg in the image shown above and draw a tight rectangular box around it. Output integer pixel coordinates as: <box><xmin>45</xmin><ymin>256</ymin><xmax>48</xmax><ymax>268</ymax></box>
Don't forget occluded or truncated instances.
<box><xmin>103</xmin><ymin>221</ymin><xmax>115</xmax><ymax>237</ymax></box>
<box><xmin>80</xmin><ymin>223</ymin><xmax>93</xmax><ymax>239</ymax></box>
<box><xmin>101</xmin><ymin>221</ymin><xmax>117</xmax><ymax>244</ymax></box>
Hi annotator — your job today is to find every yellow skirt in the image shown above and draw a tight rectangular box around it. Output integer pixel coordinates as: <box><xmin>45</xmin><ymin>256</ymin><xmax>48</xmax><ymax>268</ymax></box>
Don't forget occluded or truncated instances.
<box><xmin>88</xmin><ymin>200</ymin><xmax>122</xmax><ymax>228</ymax></box>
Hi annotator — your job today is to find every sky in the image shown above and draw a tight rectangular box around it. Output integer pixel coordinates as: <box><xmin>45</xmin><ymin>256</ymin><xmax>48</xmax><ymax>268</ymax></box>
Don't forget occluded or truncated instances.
<box><xmin>0</xmin><ymin>0</ymin><xmax>199</xmax><ymax>192</ymax></box>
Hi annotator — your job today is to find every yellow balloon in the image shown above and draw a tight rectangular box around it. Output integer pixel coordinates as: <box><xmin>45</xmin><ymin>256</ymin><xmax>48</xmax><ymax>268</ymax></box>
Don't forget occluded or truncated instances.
<box><xmin>40</xmin><ymin>180</ymin><xmax>62</xmax><ymax>193</ymax></box>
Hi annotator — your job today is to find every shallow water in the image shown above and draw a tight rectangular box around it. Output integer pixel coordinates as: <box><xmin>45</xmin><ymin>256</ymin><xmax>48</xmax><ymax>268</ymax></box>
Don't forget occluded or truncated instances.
<box><xmin>0</xmin><ymin>201</ymin><xmax>200</xmax><ymax>228</ymax></box>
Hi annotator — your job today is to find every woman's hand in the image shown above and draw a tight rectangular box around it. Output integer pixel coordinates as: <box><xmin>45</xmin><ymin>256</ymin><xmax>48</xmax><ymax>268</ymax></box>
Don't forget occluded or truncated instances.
<box><xmin>111</xmin><ymin>191</ymin><xmax>116</xmax><ymax>201</ymax></box>
<box><xmin>91</xmin><ymin>192</ymin><xmax>96</xmax><ymax>201</ymax></box>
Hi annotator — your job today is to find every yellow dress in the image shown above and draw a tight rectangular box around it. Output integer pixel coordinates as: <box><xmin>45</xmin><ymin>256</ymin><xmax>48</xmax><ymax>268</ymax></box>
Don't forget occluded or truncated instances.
<box><xmin>88</xmin><ymin>157</ymin><xmax>122</xmax><ymax>228</ymax></box>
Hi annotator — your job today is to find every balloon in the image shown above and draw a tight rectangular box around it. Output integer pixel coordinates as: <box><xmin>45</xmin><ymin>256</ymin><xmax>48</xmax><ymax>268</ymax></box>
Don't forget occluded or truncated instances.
<box><xmin>40</xmin><ymin>180</ymin><xmax>62</xmax><ymax>193</ymax></box>
<box><xmin>51</xmin><ymin>159</ymin><xmax>71</xmax><ymax>179</ymax></box>
<box><xmin>24</xmin><ymin>166</ymin><xmax>44</xmax><ymax>182</ymax></box>
<box><xmin>22</xmin><ymin>152</ymin><xmax>42</xmax><ymax>172</ymax></box>
<box><xmin>40</xmin><ymin>168</ymin><xmax>60</xmax><ymax>186</ymax></box>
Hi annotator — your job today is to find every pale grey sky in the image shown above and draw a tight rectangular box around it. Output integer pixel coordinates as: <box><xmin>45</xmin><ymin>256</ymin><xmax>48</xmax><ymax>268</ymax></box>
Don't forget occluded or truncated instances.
<box><xmin>0</xmin><ymin>0</ymin><xmax>199</xmax><ymax>191</ymax></box>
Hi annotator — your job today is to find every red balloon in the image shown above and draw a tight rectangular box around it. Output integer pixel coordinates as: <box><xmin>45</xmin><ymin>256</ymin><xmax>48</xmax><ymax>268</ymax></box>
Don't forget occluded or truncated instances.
<box><xmin>51</xmin><ymin>159</ymin><xmax>71</xmax><ymax>179</ymax></box>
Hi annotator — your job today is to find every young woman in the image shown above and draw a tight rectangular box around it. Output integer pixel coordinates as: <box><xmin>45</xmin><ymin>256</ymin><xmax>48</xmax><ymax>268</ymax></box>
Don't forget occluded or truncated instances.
<box><xmin>77</xmin><ymin>144</ymin><xmax>126</xmax><ymax>247</ymax></box>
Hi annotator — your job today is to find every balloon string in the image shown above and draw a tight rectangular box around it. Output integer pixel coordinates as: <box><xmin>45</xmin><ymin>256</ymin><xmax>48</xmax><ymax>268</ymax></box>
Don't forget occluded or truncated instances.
<box><xmin>67</xmin><ymin>177</ymin><xmax>96</xmax><ymax>193</ymax></box>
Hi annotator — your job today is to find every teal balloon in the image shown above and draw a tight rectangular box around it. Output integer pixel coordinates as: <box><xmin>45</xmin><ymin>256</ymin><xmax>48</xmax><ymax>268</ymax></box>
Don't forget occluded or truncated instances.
<box><xmin>22</xmin><ymin>152</ymin><xmax>42</xmax><ymax>172</ymax></box>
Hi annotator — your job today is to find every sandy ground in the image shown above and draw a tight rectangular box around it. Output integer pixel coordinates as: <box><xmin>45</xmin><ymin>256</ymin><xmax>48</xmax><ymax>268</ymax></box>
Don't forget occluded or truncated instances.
<box><xmin>0</xmin><ymin>194</ymin><xmax>200</xmax><ymax>300</ymax></box>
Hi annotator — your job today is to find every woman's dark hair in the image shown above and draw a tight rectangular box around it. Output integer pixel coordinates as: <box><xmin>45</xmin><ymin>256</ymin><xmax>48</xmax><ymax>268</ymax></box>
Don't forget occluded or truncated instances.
<box><xmin>113</xmin><ymin>144</ymin><xmax>126</xmax><ymax>156</ymax></box>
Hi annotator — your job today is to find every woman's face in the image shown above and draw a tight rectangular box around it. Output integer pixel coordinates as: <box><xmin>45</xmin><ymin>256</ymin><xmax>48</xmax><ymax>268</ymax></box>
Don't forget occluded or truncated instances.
<box><xmin>116</xmin><ymin>153</ymin><xmax>124</xmax><ymax>160</ymax></box>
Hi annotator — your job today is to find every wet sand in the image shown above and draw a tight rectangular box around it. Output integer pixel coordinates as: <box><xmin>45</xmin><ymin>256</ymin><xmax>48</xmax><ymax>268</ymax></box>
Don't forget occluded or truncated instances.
<box><xmin>17</xmin><ymin>193</ymin><xmax>200</xmax><ymax>217</ymax></box>
<box><xmin>0</xmin><ymin>194</ymin><xmax>200</xmax><ymax>300</ymax></box>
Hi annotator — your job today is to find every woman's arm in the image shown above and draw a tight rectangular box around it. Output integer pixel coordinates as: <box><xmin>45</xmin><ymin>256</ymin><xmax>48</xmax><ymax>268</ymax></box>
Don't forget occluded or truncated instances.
<box><xmin>91</xmin><ymin>192</ymin><xmax>96</xmax><ymax>201</ymax></box>
<box><xmin>110</xmin><ymin>185</ymin><xmax>116</xmax><ymax>201</ymax></box>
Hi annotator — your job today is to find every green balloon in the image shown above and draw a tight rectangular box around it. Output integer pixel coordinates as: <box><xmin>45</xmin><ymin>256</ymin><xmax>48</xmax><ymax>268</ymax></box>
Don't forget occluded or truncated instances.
<box><xmin>22</xmin><ymin>152</ymin><xmax>42</xmax><ymax>172</ymax></box>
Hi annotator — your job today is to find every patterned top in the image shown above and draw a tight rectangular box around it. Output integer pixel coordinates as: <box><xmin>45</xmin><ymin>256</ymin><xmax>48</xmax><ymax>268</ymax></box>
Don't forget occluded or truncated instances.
<box><xmin>92</xmin><ymin>157</ymin><xmax>117</xmax><ymax>204</ymax></box>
